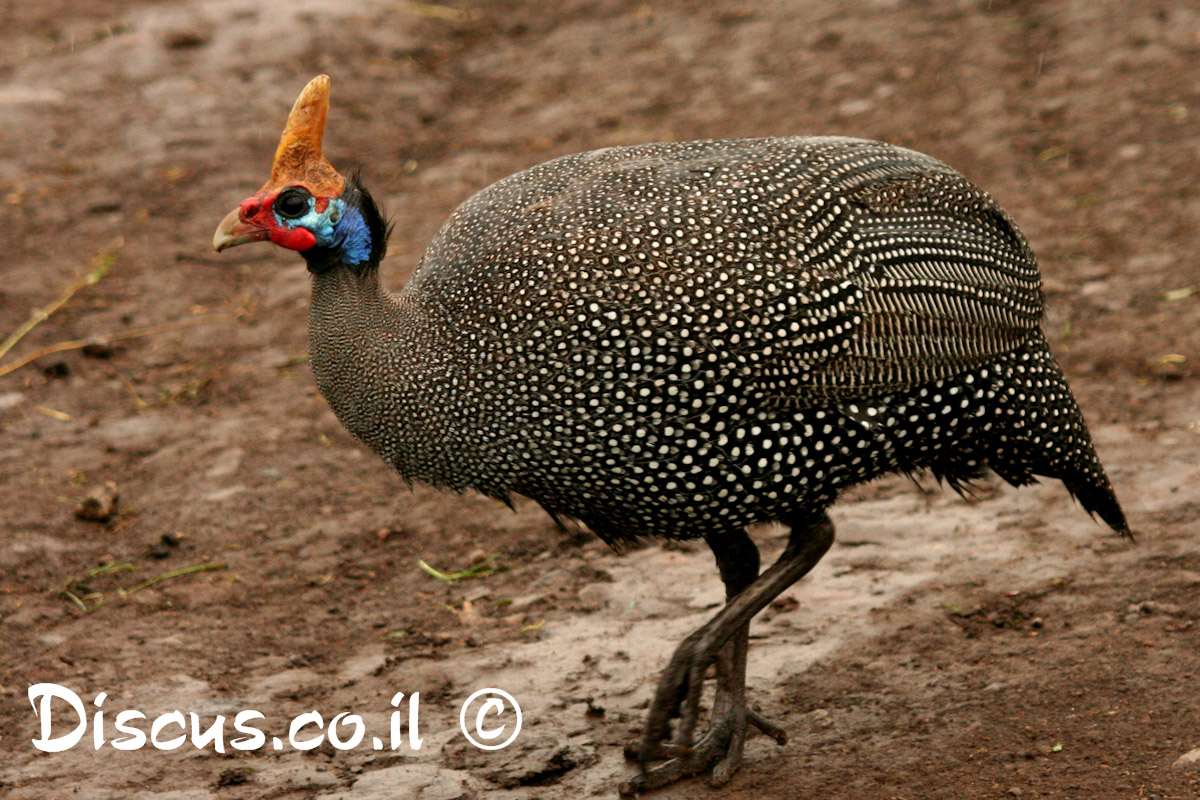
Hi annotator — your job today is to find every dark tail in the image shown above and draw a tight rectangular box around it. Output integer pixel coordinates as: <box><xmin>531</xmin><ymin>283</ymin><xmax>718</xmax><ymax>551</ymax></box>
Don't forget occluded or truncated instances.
<box><xmin>985</xmin><ymin>335</ymin><xmax>1131</xmax><ymax>538</ymax></box>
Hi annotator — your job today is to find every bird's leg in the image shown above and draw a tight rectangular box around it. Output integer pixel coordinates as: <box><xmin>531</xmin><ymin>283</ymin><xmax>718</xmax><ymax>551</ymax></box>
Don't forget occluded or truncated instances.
<box><xmin>622</xmin><ymin>512</ymin><xmax>835</xmax><ymax>795</ymax></box>
<box><xmin>677</xmin><ymin>529</ymin><xmax>787</xmax><ymax>783</ymax></box>
<box><xmin>705</xmin><ymin>612</ymin><xmax>790</xmax><ymax>785</ymax></box>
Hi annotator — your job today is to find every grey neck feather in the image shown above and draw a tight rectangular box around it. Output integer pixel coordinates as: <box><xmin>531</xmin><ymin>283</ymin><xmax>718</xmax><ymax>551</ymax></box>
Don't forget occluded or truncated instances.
<box><xmin>307</xmin><ymin>267</ymin><xmax>468</xmax><ymax>490</ymax></box>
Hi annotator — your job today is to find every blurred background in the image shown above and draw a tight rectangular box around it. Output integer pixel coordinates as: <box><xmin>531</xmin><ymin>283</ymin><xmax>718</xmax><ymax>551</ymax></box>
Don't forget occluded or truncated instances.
<box><xmin>1</xmin><ymin>1</ymin><xmax>1197</xmax><ymax>798</ymax></box>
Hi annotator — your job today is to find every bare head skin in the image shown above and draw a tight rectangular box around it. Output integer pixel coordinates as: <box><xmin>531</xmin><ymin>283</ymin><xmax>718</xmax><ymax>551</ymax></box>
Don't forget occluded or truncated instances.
<box><xmin>214</xmin><ymin>75</ymin><xmax>348</xmax><ymax>256</ymax></box>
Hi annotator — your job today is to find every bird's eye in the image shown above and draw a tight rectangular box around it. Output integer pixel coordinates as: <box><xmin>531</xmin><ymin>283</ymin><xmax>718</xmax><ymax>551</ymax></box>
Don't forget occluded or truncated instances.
<box><xmin>275</xmin><ymin>188</ymin><xmax>311</xmax><ymax>219</ymax></box>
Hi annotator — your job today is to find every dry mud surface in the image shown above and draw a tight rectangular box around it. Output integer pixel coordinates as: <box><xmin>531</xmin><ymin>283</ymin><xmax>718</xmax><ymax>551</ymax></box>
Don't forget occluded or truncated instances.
<box><xmin>1</xmin><ymin>1</ymin><xmax>1198</xmax><ymax>798</ymax></box>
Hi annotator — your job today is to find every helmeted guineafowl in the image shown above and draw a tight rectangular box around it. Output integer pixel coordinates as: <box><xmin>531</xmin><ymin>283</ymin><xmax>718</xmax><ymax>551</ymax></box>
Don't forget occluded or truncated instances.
<box><xmin>214</xmin><ymin>76</ymin><xmax>1129</xmax><ymax>792</ymax></box>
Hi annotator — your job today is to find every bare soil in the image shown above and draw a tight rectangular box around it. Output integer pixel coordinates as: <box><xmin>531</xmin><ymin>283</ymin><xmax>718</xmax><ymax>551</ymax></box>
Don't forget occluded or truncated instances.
<box><xmin>1</xmin><ymin>1</ymin><xmax>1198</xmax><ymax>798</ymax></box>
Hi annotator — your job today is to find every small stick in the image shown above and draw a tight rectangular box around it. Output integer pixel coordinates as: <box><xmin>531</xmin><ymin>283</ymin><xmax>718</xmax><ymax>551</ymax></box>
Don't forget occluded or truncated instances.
<box><xmin>0</xmin><ymin>262</ymin><xmax>111</xmax><ymax>362</ymax></box>
<box><xmin>0</xmin><ymin>314</ymin><xmax>226</xmax><ymax>378</ymax></box>
<box><xmin>88</xmin><ymin>560</ymin><xmax>138</xmax><ymax>579</ymax></box>
<box><xmin>58</xmin><ymin>559</ymin><xmax>136</xmax><ymax>613</ymax></box>
<box><xmin>396</xmin><ymin>1</ymin><xmax>476</xmax><ymax>21</ymax></box>
<box><xmin>418</xmin><ymin>557</ymin><xmax>497</xmax><ymax>583</ymax></box>
<box><xmin>121</xmin><ymin>562</ymin><xmax>227</xmax><ymax>595</ymax></box>
<box><xmin>58</xmin><ymin>590</ymin><xmax>89</xmax><ymax>613</ymax></box>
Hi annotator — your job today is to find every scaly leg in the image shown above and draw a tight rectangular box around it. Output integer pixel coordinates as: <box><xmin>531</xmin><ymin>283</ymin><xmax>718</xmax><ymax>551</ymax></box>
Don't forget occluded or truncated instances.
<box><xmin>622</xmin><ymin>511</ymin><xmax>836</xmax><ymax>794</ymax></box>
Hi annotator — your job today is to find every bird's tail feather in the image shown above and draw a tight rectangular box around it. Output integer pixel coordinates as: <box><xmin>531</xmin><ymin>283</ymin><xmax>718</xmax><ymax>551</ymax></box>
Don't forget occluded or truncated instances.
<box><xmin>984</xmin><ymin>340</ymin><xmax>1131</xmax><ymax>538</ymax></box>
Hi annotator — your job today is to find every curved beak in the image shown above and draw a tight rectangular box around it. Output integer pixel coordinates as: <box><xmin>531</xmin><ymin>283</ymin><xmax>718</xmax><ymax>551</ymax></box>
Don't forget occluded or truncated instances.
<box><xmin>213</xmin><ymin>207</ymin><xmax>269</xmax><ymax>252</ymax></box>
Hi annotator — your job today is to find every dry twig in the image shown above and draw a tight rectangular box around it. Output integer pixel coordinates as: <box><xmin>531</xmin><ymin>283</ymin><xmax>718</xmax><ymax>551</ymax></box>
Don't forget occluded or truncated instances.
<box><xmin>0</xmin><ymin>314</ymin><xmax>226</xmax><ymax>378</ymax></box>
<box><xmin>0</xmin><ymin>261</ymin><xmax>111</xmax><ymax>362</ymax></box>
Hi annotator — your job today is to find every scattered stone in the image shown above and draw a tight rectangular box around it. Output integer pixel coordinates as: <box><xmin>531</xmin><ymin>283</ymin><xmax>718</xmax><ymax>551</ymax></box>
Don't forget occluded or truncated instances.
<box><xmin>770</xmin><ymin>595</ymin><xmax>800</xmax><ymax>613</ymax></box>
<box><xmin>0</xmin><ymin>391</ymin><xmax>25</xmax><ymax>410</ymax></box>
<box><xmin>328</xmin><ymin>764</ymin><xmax>475</xmax><ymax>800</ymax></box>
<box><xmin>1117</xmin><ymin>143</ymin><xmax>1145</xmax><ymax>160</ymax></box>
<box><xmin>205</xmin><ymin>448</ymin><xmax>245</xmax><ymax>480</ymax></box>
<box><xmin>506</xmin><ymin>593</ymin><xmax>547</xmax><ymax>612</ymax></box>
<box><xmin>81</xmin><ymin>341</ymin><xmax>116</xmax><ymax>358</ymax></box>
<box><xmin>577</xmin><ymin>583</ymin><xmax>610</xmax><ymax>609</ymax></box>
<box><xmin>75</xmin><ymin>482</ymin><xmax>119</xmax><ymax>522</ymax></box>
<box><xmin>1150</xmin><ymin>353</ymin><xmax>1186</xmax><ymax>380</ymax></box>
<box><xmin>1171</xmin><ymin>747</ymin><xmax>1200</xmax><ymax>771</ymax></box>
<box><xmin>216</xmin><ymin>767</ymin><xmax>251</xmax><ymax>787</ymax></box>
<box><xmin>376</xmin><ymin>526</ymin><xmax>401</xmax><ymax>541</ymax></box>
<box><xmin>443</xmin><ymin>728</ymin><xmax>594</xmax><ymax>788</ymax></box>
<box><xmin>838</xmin><ymin>97</ymin><xmax>874</xmax><ymax>116</ymax></box>
<box><xmin>1126</xmin><ymin>600</ymin><xmax>1184</xmax><ymax>618</ymax></box>
<box><xmin>149</xmin><ymin>533</ymin><xmax>181</xmax><ymax>559</ymax></box>
<box><xmin>585</xmin><ymin>697</ymin><xmax>606</xmax><ymax>718</ymax></box>
<box><xmin>456</xmin><ymin>599</ymin><xmax>479</xmax><ymax>626</ymax></box>
<box><xmin>575</xmin><ymin>565</ymin><xmax>615</xmax><ymax>583</ymax></box>
<box><xmin>203</xmin><ymin>485</ymin><xmax>245</xmax><ymax>503</ymax></box>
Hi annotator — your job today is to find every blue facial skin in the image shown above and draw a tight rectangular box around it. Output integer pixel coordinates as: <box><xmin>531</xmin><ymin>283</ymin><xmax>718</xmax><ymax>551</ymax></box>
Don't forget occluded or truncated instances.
<box><xmin>275</xmin><ymin>196</ymin><xmax>373</xmax><ymax>265</ymax></box>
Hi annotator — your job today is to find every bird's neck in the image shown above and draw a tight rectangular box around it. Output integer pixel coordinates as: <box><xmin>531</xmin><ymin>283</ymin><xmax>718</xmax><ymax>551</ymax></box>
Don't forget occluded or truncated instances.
<box><xmin>307</xmin><ymin>265</ymin><xmax>462</xmax><ymax>487</ymax></box>
<box><xmin>310</xmin><ymin>263</ymin><xmax>391</xmax><ymax>325</ymax></box>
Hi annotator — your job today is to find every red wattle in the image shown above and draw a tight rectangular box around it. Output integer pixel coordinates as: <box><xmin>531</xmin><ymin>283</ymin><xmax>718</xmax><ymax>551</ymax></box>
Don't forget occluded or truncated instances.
<box><xmin>270</xmin><ymin>226</ymin><xmax>317</xmax><ymax>251</ymax></box>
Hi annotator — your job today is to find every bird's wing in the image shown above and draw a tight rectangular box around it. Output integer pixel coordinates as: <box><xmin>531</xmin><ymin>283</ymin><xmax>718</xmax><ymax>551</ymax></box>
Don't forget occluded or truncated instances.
<box><xmin>742</xmin><ymin>163</ymin><xmax>1044</xmax><ymax>408</ymax></box>
<box><xmin>413</xmin><ymin>137</ymin><xmax>1044</xmax><ymax>411</ymax></box>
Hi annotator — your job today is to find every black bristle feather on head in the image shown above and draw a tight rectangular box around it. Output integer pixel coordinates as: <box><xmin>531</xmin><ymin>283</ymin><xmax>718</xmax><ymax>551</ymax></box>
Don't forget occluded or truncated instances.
<box><xmin>347</xmin><ymin>168</ymin><xmax>396</xmax><ymax>261</ymax></box>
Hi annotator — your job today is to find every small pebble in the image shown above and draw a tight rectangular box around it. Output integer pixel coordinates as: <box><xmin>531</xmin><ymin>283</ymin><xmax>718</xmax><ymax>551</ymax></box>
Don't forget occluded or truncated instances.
<box><xmin>75</xmin><ymin>482</ymin><xmax>119</xmax><ymax>522</ymax></box>
<box><xmin>1171</xmin><ymin>747</ymin><xmax>1200</xmax><ymax>771</ymax></box>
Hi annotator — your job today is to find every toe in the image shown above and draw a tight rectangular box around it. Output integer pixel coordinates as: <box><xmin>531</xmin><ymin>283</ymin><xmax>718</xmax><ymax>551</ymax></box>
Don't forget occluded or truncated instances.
<box><xmin>709</xmin><ymin>731</ymin><xmax>745</xmax><ymax>787</ymax></box>
<box><xmin>748</xmin><ymin>707</ymin><xmax>789</xmax><ymax>745</ymax></box>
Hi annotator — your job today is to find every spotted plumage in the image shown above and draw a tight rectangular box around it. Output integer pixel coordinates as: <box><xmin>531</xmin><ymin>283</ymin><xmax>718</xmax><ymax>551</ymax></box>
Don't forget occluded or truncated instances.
<box><xmin>304</xmin><ymin>136</ymin><xmax>1126</xmax><ymax>544</ymax></box>
<box><xmin>214</xmin><ymin>77</ymin><xmax>1128</xmax><ymax>792</ymax></box>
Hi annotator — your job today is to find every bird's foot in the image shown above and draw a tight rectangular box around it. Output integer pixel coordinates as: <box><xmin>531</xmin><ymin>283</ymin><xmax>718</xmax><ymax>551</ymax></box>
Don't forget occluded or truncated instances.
<box><xmin>621</xmin><ymin>516</ymin><xmax>834</xmax><ymax>794</ymax></box>
<box><xmin>619</xmin><ymin>700</ymin><xmax>786</xmax><ymax>795</ymax></box>
<box><xmin>619</xmin><ymin>629</ymin><xmax>786</xmax><ymax>795</ymax></box>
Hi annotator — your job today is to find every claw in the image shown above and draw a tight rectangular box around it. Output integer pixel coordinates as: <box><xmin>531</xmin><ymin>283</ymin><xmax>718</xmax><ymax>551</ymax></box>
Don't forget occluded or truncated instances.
<box><xmin>622</xmin><ymin>726</ymin><xmax>738</xmax><ymax>795</ymax></box>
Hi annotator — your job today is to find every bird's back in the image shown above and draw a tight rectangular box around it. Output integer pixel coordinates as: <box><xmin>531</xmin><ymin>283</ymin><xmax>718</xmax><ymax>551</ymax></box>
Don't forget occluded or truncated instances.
<box><xmin>387</xmin><ymin>136</ymin><xmax>1125</xmax><ymax>540</ymax></box>
<box><xmin>413</xmin><ymin>136</ymin><xmax>1040</xmax><ymax>397</ymax></box>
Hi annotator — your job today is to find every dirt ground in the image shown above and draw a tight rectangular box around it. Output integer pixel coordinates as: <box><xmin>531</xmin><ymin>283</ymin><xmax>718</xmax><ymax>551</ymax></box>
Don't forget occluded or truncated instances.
<box><xmin>1</xmin><ymin>0</ymin><xmax>1198</xmax><ymax>798</ymax></box>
